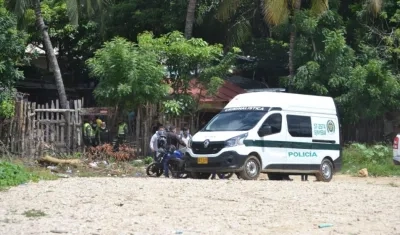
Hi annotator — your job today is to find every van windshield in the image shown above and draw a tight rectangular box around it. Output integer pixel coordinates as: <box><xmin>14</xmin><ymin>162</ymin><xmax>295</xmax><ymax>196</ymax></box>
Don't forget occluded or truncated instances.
<box><xmin>203</xmin><ymin>111</ymin><xmax>268</xmax><ymax>131</ymax></box>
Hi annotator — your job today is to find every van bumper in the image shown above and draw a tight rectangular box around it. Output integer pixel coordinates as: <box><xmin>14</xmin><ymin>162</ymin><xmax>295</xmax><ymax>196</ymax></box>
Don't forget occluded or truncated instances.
<box><xmin>185</xmin><ymin>151</ymin><xmax>247</xmax><ymax>173</ymax></box>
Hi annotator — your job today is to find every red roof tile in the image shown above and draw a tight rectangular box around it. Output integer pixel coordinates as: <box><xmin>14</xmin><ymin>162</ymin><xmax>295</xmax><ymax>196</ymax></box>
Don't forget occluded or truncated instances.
<box><xmin>188</xmin><ymin>79</ymin><xmax>246</xmax><ymax>103</ymax></box>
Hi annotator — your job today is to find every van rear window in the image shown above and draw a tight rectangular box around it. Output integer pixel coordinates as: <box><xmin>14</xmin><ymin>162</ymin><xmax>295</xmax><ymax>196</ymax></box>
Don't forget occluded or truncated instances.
<box><xmin>287</xmin><ymin>115</ymin><xmax>312</xmax><ymax>137</ymax></box>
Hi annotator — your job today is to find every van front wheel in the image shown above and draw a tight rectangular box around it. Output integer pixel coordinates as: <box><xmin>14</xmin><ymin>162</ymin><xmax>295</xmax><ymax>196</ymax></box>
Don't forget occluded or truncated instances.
<box><xmin>316</xmin><ymin>158</ymin><xmax>333</xmax><ymax>182</ymax></box>
<box><xmin>239</xmin><ymin>156</ymin><xmax>261</xmax><ymax>180</ymax></box>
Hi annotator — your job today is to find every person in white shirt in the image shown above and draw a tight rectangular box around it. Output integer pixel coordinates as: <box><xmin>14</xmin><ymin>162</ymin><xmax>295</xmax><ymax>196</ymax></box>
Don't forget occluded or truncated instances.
<box><xmin>179</xmin><ymin>127</ymin><xmax>191</xmax><ymax>148</ymax></box>
<box><xmin>149</xmin><ymin>125</ymin><xmax>165</xmax><ymax>159</ymax></box>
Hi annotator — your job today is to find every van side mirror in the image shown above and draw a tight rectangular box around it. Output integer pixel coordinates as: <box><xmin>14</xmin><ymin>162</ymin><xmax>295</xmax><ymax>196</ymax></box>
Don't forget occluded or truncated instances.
<box><xmin>258</xmin><ymin>125</ymin><xmax>272</xmax><ymax>137</ymax></box>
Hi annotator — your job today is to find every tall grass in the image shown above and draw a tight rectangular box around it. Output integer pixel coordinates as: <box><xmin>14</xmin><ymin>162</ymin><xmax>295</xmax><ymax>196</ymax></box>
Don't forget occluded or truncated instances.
<box><xmin>342</xmin><ymin>143</ymin><xmax>400</xmax><ymax>176</ymax></box>
<box><xmin>0</xmin><ymin>160</ymin><xmax>57</xmax><ymax>190</ymax></box>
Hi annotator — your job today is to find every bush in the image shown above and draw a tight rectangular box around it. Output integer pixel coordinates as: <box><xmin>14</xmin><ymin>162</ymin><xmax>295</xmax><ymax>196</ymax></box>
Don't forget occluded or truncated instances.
<box><xmin>342</xmin><ymin>143</ymin><xmax>400</xmax><ymax>176</ymax></box>
<box><xmin>85</xmin><ymin>144</ymin><xmax>136</xmax><ymax>161</ymax></box>
<box><xmin>143</xmin><ymin>156</ymin><xmax>153</xmax><ymax>165</ymax></box>
<box><xmin>0</xmin><ymin>161</ymin><xmax>31</xmax><ymax>187</ymax></box>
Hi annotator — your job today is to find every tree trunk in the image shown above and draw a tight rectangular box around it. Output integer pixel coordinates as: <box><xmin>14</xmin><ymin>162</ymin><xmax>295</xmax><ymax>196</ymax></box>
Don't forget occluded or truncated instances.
<box><xmin>184</xmin><ymin>0</ymin><xmax>197</xmax><ymax>39</ymax></box>
<box><xmin>288</xmin><ymin>0</ymin><xmax>302</xmax><ymax>92</ymax></box>
<box><xmin>34</xmin><ymin>0</ymin><xmax>68</xmax><ymax>109</ymax></box>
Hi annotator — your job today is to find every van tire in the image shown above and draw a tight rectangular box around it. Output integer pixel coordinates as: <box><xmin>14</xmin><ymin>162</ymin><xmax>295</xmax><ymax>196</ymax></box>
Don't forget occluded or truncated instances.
<box><xmin>316</xmin><ymin>158</ymin><xmax>334</xmax><ymax>182</ymax></box>
<box><xmin>239</xmin><ymin>155</ymin><xmax>261</xmax><ymax>180</ymax></box>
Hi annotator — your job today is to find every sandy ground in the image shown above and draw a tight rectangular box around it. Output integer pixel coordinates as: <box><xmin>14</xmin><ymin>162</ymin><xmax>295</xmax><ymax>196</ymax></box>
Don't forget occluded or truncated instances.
<box><xmin>0</xmin><ymin>174</ymin><xmax>400</xmax><ymax>235</ymax></box>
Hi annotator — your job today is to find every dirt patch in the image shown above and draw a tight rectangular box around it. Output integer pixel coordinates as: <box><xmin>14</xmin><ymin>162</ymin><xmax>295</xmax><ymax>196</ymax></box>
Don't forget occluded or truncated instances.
<box><xmin>0</xmin><ymin>175</ymin><xmax>399</xmax><ymax>235</ymax></box>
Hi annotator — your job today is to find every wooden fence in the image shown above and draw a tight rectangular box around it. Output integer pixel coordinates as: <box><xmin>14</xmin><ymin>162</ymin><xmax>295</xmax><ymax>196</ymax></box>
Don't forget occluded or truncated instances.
<box><xmin>0</xmin><ymin>99</ymin><xmax>84</xmax><ymax>157</ymax></box>
<box><xmin>0</xmin><ymin>99</ymin><xmax>193</xmax><ymax>158</ymax></box>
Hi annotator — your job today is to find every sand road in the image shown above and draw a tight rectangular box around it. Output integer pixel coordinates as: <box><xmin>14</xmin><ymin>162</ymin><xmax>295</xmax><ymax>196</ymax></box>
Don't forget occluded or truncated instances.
<box><xmin>0</xmin><ymin>175</ymin><xmax>399</xmax><ymax>235</ymax></box>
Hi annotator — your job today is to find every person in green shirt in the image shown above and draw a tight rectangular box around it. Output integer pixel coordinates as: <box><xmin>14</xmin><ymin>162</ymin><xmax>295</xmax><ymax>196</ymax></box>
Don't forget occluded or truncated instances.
<box><xmin>113</xmin><ymin>120</ymin><xmax>128</xmax><ymax>151</ymax></box>
<box><xmin>83</xmin><ymin>119</ymin><xmax>95</xmax><ymax>147</ymax></box>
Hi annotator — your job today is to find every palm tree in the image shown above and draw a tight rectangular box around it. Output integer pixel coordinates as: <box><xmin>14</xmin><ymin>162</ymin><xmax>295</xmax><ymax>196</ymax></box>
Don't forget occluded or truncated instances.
<box><xmin>366</xmin><ymin>0</ymin><xmax>382</xmax><ymax>17</ymax></box>
<box><xmin>7</xmin><ymin>0</ymin><xmax>109</xmax><ymax>108</ymax></box>
<box><xmin>217</xmin><ymin>0</ymin><xmax>328</xmax><ymax>89</ymax></box>
<box><xmin>262</xmin><ymin>0</ymin><xmax>328</xmax><ymax>88</ymax></box>
<box><xmin>185</xmin><ymin>0</ymin><xmax>197</xmax><ymax>39</ymax></box>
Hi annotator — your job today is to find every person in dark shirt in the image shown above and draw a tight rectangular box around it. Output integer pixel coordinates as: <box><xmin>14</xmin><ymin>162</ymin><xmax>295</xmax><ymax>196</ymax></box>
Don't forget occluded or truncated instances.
<box><xmin>166</xmin><ymin>126</ymin><xmax>186</xmax><ymax>149</ymax></box>
<box><xmin>96</xmin><ymin>122</ymin><xmax>110</xmax><ymax>145</ymax></box>
<box><xmin>163</xmin><ymin>125</ymin><xmax>186</xmax><ymax>178</ymax></box>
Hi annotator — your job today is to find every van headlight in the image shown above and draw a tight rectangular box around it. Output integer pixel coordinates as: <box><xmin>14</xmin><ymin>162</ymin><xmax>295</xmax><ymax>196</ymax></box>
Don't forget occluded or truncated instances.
<box><xmin>188</xmin><ymin>138</ymin><xmax>192</xmax><ymax>148</ymax></box>
<box><xmin>225</xmin><ymin>133</ymin><xmax>248</xmax><ymax>147</ymax></box>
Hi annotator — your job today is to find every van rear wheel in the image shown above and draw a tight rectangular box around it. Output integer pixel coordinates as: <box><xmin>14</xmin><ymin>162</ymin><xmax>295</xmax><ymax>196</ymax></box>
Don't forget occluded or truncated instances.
<box><xmin>239</xmin><ymin>155</ymin><xmax>261</xmax><ymax>180</ymax></box>
<box><xmin>316</xmin><ymin>158</ymin><xmax>333</xmax><ymax>182</ymax></box>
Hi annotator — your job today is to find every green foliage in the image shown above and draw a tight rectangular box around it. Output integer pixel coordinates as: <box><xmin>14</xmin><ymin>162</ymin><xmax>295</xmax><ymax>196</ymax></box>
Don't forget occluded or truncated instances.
<box><xmin>162</xmin><ymin>94</ymin><xmax>197</xmax><ymax>117</ymax></box>
<box><xmin>342</xmin><ymin>143</ymin><xmax>400</xmax><ymax>176</ymax></box>
<box><xmin>0</xmin><ymin>161</ymin><xmax>31</xmax><ymax>188</ymax></box>
<box><xmin>0</xmin><ymin>91</ymin><xmax>15</xmax><ymax>119</ymax></box>
<box><xmin>290</xmin><ymin>9</ymin><xmax>400</xmax><ymax>123</ymax></box>
<box><xmin>0</xmin><ymin>3</ymin><xmax>27</xmax><ymax>88</ymax></box>
<box><xmin>20</xmin><ymin>0</ymin><xmax>103</xmax><ymax>83</ymax></box>
<box><xmin>86</xmin><ymin>36</ymin><xmax>169</xmax><ymax>107</ymax></box>
<box><xmin>138</xmin><ymin>31</ymin><xmax>240</xmax><ymax>116</ymax></box>
<box><xmin>105</xmin><ymin>0</ymin><xmax>187</xmax><ymax>42</ymax></box>
<box><xmin>143</xmin><ymin>156</ymin><xmax>153</xmax><ymax>165</ymax></box>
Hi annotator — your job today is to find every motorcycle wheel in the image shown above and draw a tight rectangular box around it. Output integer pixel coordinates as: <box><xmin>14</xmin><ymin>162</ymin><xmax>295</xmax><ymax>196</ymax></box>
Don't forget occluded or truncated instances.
<box><xmin>168</xmin><ymin>163</ymin><xmax>188</xmax><ymax>179</ymax></box>
<box><xmin>146</xmin><ymin>163</ymin><xmax>163</xmax><ymax>177</ymax></box>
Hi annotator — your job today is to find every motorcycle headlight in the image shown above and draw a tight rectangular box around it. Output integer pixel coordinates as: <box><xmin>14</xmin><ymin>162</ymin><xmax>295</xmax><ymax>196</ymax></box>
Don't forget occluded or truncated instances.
<box><xmin>225</xmin><ymin>133</ymin><xmax>248</xmax><ymax>147</ymax></box>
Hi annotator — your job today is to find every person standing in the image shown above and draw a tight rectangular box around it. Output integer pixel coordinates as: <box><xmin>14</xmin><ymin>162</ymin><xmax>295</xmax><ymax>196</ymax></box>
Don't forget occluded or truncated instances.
<box><xmin>114</xmin><ymin>120</ymin><xmax>128</xmax><ymax>151</ymax></box>
<box><xmin>83</xmin><ymin>119</ymin><xmax>95</xmax><ymax>147</ymax></box>
<box><xmin>149</xmin><ymin>125</ymin><xmax>165</xmax><ymax>161</ymax></box>
<box><xmin>163</xmin><ymin>126</ymin><xmax>186</xmax><ymax>178</ymax></box>
<box><xmin>179</xmin><ymin>127</ymin><xmax>192</xmax><ymax>148</ymax></box>
<box><xmin>301</xmin><ymin>174</ymin><xmax>308</xmax><ymax>181</ymax></box>
<box><xmin>96</xmin><ymin>122</ymin><xmax>110</xmax><ymax>145</ymax></box>
<box><xmin>95</xmin><ymin>116</ymin><xmax>102</xmax><ymax>127</ymax></box>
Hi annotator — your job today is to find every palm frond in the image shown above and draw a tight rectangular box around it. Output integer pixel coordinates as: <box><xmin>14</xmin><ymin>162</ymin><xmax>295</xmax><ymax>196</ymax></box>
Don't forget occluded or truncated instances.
<box><xmin>227</xmin><ymin>17</ymin><xmax>252</xmax><ymax>47</ymax></box>
<box><xmin>262</xmin><ymin>0</ymin><xmax>289</xmax><ymax>26</ymax></box>
<box><xmin>66</xmin><ymin>0</ymin><xmax>79</xmax><ymax>25</ymax></box>
<box><xmin>216</xmin><ymin>0</ymin><xmax>241</xmax><ymax>22</ymax></box>
<box><xmin>310</xmin><ymin>0</ymin><xmax>328</xmax><ymax>15</ymax></box>
<box><xmin>367</xmin><ymin>0</ymin><xmax>383</xmax><ymax>17</ymax></box>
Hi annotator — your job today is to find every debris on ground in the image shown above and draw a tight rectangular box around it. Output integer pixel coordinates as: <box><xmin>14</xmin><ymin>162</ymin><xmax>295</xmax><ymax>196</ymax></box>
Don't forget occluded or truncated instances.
<box><xmin>358</xmin><ymin>168</ymin><xmax>368</xmax><ymax>177</ymax></box>
<box><xmin>88</xmin><ymin>162</ymin><xmax>98</xmax><ymax>168</ymax></box>
<box><xmin>318</xmin><ymin>223</ymin><xmax>334</xmax><ymax>228</ymax></box>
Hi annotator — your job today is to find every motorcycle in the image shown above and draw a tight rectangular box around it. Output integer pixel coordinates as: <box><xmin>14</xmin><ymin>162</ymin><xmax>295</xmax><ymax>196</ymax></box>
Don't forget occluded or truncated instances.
<box><xmin>146</xmin><ymin>147</ymin><xmax>190</xmax><ymax>178</ymax></box>
<box><xmin>146</xmin><ymin>152</ymin><xmax>164</xmax><ymax>177</ymax></box>
<box><xmin>167</xmin><ymin>147</ymin><xmax>191</xmax><ymax>179</ymax></box>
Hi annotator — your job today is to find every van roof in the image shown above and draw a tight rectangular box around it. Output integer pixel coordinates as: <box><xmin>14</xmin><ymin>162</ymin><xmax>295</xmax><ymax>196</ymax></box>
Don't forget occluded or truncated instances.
<box><xmin>225</xmin><ymin>92</ymin><xmax>337</xmax><ymax>115</ymax></box>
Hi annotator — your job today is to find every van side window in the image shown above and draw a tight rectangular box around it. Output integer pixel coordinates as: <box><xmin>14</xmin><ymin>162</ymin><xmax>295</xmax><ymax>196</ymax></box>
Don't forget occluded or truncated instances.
<box><xmin>287</xmin><ymin>115</ymin><xmax>312</xmax><ymax>137</ymax></box>
<box><xmin>260</xmin><ymin>113</ymin><xmax>282</xmax><ymax>135</ymax></box>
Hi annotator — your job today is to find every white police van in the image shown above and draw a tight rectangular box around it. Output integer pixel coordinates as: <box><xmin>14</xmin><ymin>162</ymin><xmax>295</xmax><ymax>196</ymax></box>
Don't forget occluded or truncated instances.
<box><xmin>185</xmin><ymin>92</ymin><xmax>342</xmax><ymax>182</ymax></box>
<box><xmin>392</xmin><ymin>134</ymin><xmax>400</xmax><ymax>165</ymax></box>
